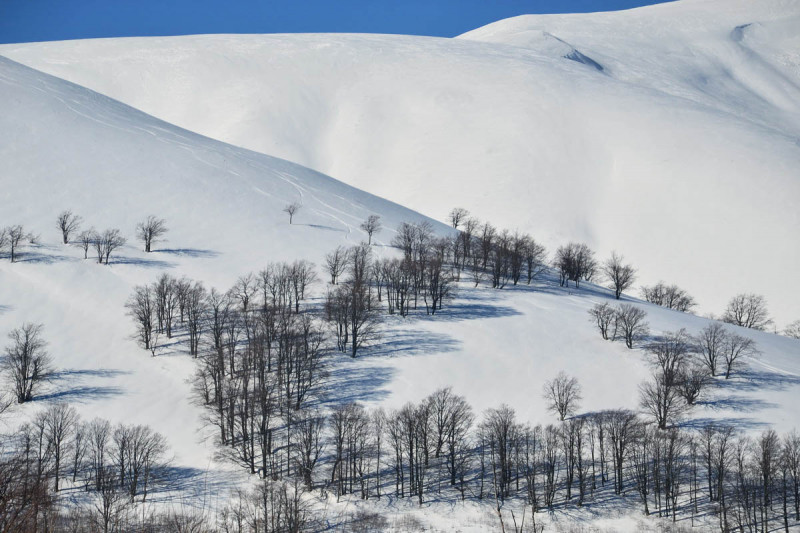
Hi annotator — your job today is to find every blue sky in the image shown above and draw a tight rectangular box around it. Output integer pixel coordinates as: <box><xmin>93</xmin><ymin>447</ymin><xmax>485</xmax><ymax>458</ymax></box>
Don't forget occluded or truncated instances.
<box><xmin>1</xmin><ymin>0</ymin><xmax>673</xmax><ymax>45</ymax></box>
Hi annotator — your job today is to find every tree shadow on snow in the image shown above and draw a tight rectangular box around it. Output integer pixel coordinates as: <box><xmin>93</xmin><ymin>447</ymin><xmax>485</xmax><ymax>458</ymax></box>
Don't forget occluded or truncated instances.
<box><xmin>34</xmin><ymin>368</ymin><xmax>129</xmax><ymax>404</ymax></box>
<box><xmin>111</xmin><ymin>256</ymin><xmax>177</xmax><ymax>269</ymax></box>
<box><xmin>725</xmin><ymin>367</ymin><xmax>800</xmax><ymax>392</ymax></box>
<box><xmin>156</xmin><ymin>248</ymin><xmax>220</xmax><ymax>258</ymax></box>
<box><xmin>366</xmin><ymin>329</ymin><xmax>460</xmax><ymax>359</ymax></box>
<box><xmin>296</xmin><ymin>223</ymin><xmax>346</xmax><ymax>233</ymax></box>
<box><xmin>321</xmin><ymin>362</ymin><xmax>396</xmax><ymax>407</ymax></box>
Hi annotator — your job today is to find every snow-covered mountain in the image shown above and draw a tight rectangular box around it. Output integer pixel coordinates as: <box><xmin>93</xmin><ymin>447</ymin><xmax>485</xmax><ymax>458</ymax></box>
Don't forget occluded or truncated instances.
<box><xmin>0</xmin><ymin>54</ymin><xmax>447</xmax><ymax>481</ymax></box>
<box><xmin>1</xmin><ymin>2</ymin><xmax>800</xmax><ymax>529</ymax></box>
<box><xmin>2</xmin><ymin>0</ymin><xmax>798</xmax><ymax>325</ymax></box>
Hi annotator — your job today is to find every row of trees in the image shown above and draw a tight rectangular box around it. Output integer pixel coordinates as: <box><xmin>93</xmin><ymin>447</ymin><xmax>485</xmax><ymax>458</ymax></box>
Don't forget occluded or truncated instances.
<box><xmin>57</xmin><ymin>210</ymin><xmax>169</xmax><ymax>255</ymax></box>
<box><xmin>0</xmin><ymin>403</ymin><xmax>169</xmax><ymax>533</ymax></box>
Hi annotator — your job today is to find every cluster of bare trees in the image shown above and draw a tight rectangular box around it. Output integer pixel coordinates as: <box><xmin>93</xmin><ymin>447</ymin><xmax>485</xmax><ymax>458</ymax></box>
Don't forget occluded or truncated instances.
<box><xmin>638</xmin><ymin>327</ymin><xmax>759</xmax><ymax>431</ymax></box>
<box><xmin>446</xmin><ymin>208</ymin><xmax>549</xmax><ymax>291</ymax></box>
<box><xmin>722</xmin><ymin>293</ymin><xmax>773</xmax><ymax>331</ymax></box>
<box><xmin>589</xmin><ymin>302</ymin><xmax>650</xmax><ymax>349</ymax></box>
<box><xmin>56</xmin><ymin>209</ymin><xmax>127</xmax><ymax>263</ymax></box>
<box><xmin>641</xmin><ymin>281</ymin><xmax>697</xmax><ymax>312</ymax></box>
<box><xmin>0</xmin><ymin>225</ymin><xmax>38</xmax><ymax>262</ymax></box>
<box><xmin>325</xmin><ymin>244</ymin><xmax>381</xmax><ymax>356</ymax></box>
<box><xmin>55</xmin><ymin>209</ymin><xmax>170</xmax><ymax>264</ymax></box>
<box><xmin>0</xmin><ymin>404</ymin><xmax>169</xmax><ymax>533</ymax></box>
<box><xmin>318</xmin><ymin>386</ymin><xmax>800</xmax><ymax>533</ymax></box>
<box><xmin>126</xmin><ymin>263</ymin><xmax>330</xmax><ymax>482</ymax></box>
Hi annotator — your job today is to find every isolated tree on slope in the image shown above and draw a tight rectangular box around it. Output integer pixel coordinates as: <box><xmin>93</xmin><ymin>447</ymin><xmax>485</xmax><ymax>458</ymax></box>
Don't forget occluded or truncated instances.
<box><xmin>602</xmin><ymin>251</ymin><xmax>636</xmax><ymax>300</ymax></box>
<box><xmin>136</xmin><ymin>216</ymin><xmax>167</xmax><ymax>252</ymax></box>
<box><xmin>616</xmin><ymin>304</ymin><xmax>649</xmax><ymax>349</ymax></box>
<box><xmin>56</xmin><ymin>210</ymin><xmax>82</xmax><ymax>244</ymax></box>
<box><xmin>360</xmin><ymin>214</ymin><xmax>382</xmax><ymax>245</ymax></box>
<box><xmin>722</xmin><ymin>293</ymin><xmax>771</xmax><ymax>331</ymax></box>
<box><xmin>2</xmin><ymin>323</ymin><xmax>52</xmax><ymax>403</ymax></box>
<box><xmin>543</xmin><ymin>371</ymin><xmax>583</xmax><ymax>421</ymax></box>
<box><xmin>284</xmin><ymin>202</ymin><xmax>301</xmax><ymax>224</ymax></box>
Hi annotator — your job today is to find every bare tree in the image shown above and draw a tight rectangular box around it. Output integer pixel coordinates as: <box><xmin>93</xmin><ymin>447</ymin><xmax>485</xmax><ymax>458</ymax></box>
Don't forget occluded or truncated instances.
<box><xmin>324</xmin><ymin>246</ymin><xmax>349</xmax><ymax>285</ymax></box>
<box><xmin>589</xmin><ymin>302</ymin><xmax>616</xmax><ymax>340</ymax></box>
<box><xmin>360</xmin><ymin>215</ymin><xmax>382</xmax><ymax>245</ymax></box>
<box><xmin>56</xmin><ymin>210</ymin><xmax>82</xmax><ymax>244</ymax></box>
<box><xmin>2</xmin><ymin>323</ymin><xmax>52</xmax><ymax>403</ymax></box>
<box><xmin>640</xmin><ymin>282</ymin><xmax>696</xmax><ymax>312</ymax></box>
<box><xmin>695</xmin><ymin>323</ymin><xmax>727</xmax><ymax>377</ymax></box>
<box><xmin>136</xmin><ymin>216</ymin><xmax>167</xmax><ymax>252</ymax></box>
<box><xmin>554</xmin><ymin>242</ymin><xmax>596</xmax><ymax>288</ymax></box>
<box><xmin>542</xmin><ymin>371</ymin><xmax>583</xmax><ymax>421</ymax></box>
<box><xmin>449</xmin><ymin>208</ymin><xmax>470</xmax><ymax>229</ymax></box>
<box><xmin>646</xmin><ymin>329</ymin><xmax>695</xmax><ymax>385</ymax></box>
<box><xmin>639</xmin><ymin>372</ymin><xmax>686</xmax><ymax>429</ymax></box>
<box><xmin>126</xmin><ymin>285</ymin><xmax>156</xmax><ymax>352</ymax></box>
<box><xmin>43</xmin><ymin>403</ymin><xmax>79</xmax><ymax>491</ymax></box>
<box><xmin>722</xmin><ymin>293</ymin><xmax>772</xmax><ymax>331</ymax></box>
<box><xmin>721</xmin><ymin>333</ymin><xmax>758</xmax><ymax>379</ymax></box>
<box><xmin>677</xmin><ymin>363</ymin><xmax>710</xmax><ymax>405</ymax></box>
<box><xmin>94</xmin><ymin>229</ymin><xmax>126</xmax><ymax>264</ymax></box>
<box><xmin>616</xmin><ymin>304</ymin><xmax>649</xmax><ymax>349</ymax></box>
<box><xmin>783</xmin><ymin>320</ymin><xmax>800</xmax><ymax>340</ymax></box>
<box><xmin>77</xmin><ymin>228</ymin><xmax>96</xmax><ymax>259</ymax></box>
<box><xmin>283</xmin><ymin>202</ymin><xmax>301</xmax><ymax>224</ymax></box>
<box><xmin>2</xmin><ymin>225</ymin><xmax>35</xmax><ymax>263</ymax></box>
<box><xmin>602</xmin><ymin>252</ymin><xmax>636</xmax><ymax>300</ymax></box>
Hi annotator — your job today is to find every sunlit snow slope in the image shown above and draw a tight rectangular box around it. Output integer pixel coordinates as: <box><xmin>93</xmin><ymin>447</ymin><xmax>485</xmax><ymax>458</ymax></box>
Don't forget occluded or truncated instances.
<box><xmin>2</xmin><ymin>0</ymin><xmax>798</xmax><ymax>324</ymax></box>
<box><xmin>0</xmin><ymin>55</ymin><xmax>446</xmax><ymax>481</ymax></box>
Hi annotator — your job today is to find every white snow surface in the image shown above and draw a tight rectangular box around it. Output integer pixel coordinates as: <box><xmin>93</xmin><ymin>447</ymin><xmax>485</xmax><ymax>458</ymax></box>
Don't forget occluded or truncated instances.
<box><xmin>0</xmin><ymin>55</ymin><xmax>449</xmax><ymax>504</ymax></box>
<box><xmin>2</xmin><ymin>0</ymin><xmax>799</xmax><ymax>324</ymax></box>
<box><xmin>2</xmin><ymin>2</ymin><xmax>800</xmax><ymax>527</ymax></box>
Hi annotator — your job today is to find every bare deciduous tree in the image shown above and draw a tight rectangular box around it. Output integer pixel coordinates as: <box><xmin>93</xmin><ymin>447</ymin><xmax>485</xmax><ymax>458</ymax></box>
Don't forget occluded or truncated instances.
<box><xmin>43</xmin><ymin>403</ymin><xmax>78</xmax><ymax>491</ymax></box>
<box><xmin>2</xmin><ymin>225</ymin><xmax>35</xmax><ymax>262</ymax></box>
<box><xmin>589</xmin><ymin>302</ymin><xmax>617</xmax><ymax>340</ymax></box>
<box><xmin>783</xmin><ymin>320</ymin><xmax>800</xmax><ymax>340</ymax></box>
<box><xmin>2</xmin><ymin>323</ymin><xmax>52</xmax><ymax>403</ymax></box>
<box><xmin>543</xmin><ymin>371</ymin><xmax>583</xmax><ymax>421</ymax></box>
<box><xmin>602</xmin><ymin>252</ymin><xmax>636</xmax><ymax>300</ymax></box>
<box><xmin>721</xmin><ymin>333</ymin><xmax>758</xmax><ymax>379</ymax></box>
<box><xmin>640</xmin><ymin>282</ymin><xmax>696</xmax><ymax>312</ymax></box>
<box><xmin>449</xmin><ymin>208</ymin><xmax>470</xmax><ymax>229</ymax></box>
<box><xmin>324</xmin><ymin>246</ymin><xmax>349</xmax><ymax>285</ymax></box>
<box><xmin>126</xmin><ymin>285</ymin><xmax>156</xmax><ymax>352</ymax></box>
<box><xmin>56</xmin><ymin>210</ymin><xmax>82</xmax><ymax>244</ymax></box>
<box><xmin>360</xmin><ymin>215</ymin><xmax>382</xmax><ymax>245</ymax></box>
<box><xmin>94</xmin><ymin>229</ymin><xmax>126</xmax><ymax>264</ymax></box>
<box><xmin>554</xmin><ymin>242</ymin><xmax>596</xmax><ymax>288</ymax></box>
<box><xmin>695</xmin><ymin>323</ymin><xmax>727</xmax><ymax>377</ymax></box>
<box><xmin>646</xmin><ymin>329</ymin><xmax>695</xmax><ymax>385</ymax></box>
<box><xmin>677</xmin><ymin>363</ymin><xmax>710</xmax><ymax>405</ymax></box>
<box><xmin>283</xmin><ymin>202</ymin><xmax>301</xmax><ymax>224</ymax></box>
<box><xmin>639</xmin><ymin>372</ymin><xmax>686</xmax><ymax>429</ymax></box>
<box><xmin>722</xmin><ymin>293</ymin><xmax>772</xmax><ymax>331</ymax></box>
<box><xmin>77</xmin><ymin>228</ymin><xmax>96</xmax><ymax>259</ymax></box>
<box><xmin>616</xmin><ymin>304</ymin><xmax>649</xmax><ymax>349</ymax></box>
<box><xmin>136</xmin><ymin>216</ymin><xmax>167</xmax><ymax>253</ymax></box>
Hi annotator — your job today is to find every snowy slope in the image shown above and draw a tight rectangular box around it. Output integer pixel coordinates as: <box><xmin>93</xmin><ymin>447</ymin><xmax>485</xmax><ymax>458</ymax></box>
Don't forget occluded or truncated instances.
<box><xmin>1</xmin><ymin>0</ymin><xmax>799</xmax><ymax>326</ymax></box>
<box><xmin>0</xmin><ymin>55</ymin><xmax>448</xmax><ymax>491</ymax></box>
<box><xmin>1</xmin><ymin>53</ymin><xmax>799</xmax><ymax>528</ymax></box>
